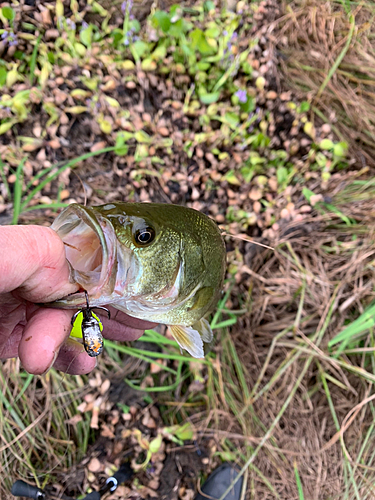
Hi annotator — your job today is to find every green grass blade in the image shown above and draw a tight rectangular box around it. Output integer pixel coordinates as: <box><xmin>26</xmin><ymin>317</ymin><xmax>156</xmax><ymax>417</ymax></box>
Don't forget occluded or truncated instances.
<box><xmin>294</xmin><ymin>461</ymin><xmax>305</xmax><ymax>500</ymax></box>
<box><xmin>23</xmin><ymin>202</ymin><xmax>69</xmax><ymax>213</ymax></box>
<box><xmin>12</xmin><ymin>157</ymin><xmax>26</xmax><ymax>225</ymax></box>
<box><xmin>29</xmin><ymin>34</ymin><xmax>42</xmax><ymax>85</ymax></box>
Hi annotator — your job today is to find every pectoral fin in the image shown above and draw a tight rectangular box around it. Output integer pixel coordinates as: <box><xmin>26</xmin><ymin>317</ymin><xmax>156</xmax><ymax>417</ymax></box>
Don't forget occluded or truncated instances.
<box><xmin>169</xmin><ymin>325</ymin><xmax>204</xmax><ymax>358</ymax></box>
<box><xmin>169</xmin><ymin>319</ymin><xmax>214</xmax><ymax>358</ymax></box>
<box><xmin>192</xmin><ymin>318</ymin><xmax>213</xmax><ymax>343</ymax></box>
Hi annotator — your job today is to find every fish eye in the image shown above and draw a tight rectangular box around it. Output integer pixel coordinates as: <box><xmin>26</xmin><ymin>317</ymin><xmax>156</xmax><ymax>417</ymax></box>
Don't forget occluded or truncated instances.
<box><xmin>134</xmin><ymin>226</ymin><xmax>155</xmax><ymax>246</ymax></box>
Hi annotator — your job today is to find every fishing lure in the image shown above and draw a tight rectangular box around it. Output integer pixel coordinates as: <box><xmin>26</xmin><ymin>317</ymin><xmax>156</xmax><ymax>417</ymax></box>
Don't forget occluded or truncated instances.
<box><xmin>71</xmin><ymin>291</ymin><xmax>110</xmax><ymax>357</ymax></box>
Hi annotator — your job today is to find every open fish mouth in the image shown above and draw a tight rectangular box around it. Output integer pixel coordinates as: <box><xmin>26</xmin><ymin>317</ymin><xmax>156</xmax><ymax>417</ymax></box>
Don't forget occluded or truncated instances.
<box><xmin>50</xmin><ymin>204</ymin><xmax>119</xmax><ymax>308</ymax></box>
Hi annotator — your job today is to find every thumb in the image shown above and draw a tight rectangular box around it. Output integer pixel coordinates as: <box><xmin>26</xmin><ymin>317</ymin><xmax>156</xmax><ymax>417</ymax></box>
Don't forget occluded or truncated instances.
<box><xmin>0</xmin><ymin>225</ymin><xmax>78</xmax><ymax>302</ymax></box>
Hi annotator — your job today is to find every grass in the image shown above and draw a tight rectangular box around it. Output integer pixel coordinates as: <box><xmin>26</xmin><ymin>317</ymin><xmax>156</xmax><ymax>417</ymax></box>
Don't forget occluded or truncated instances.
<box><xmin>277</xmin><ymin>0</ymin><xmax>375</xmax><ymax>166</ymax></box>
<box><xmin>0</xmin><ymin>362</ymin><xmax>91</xmax><ymax>493</ymax></box>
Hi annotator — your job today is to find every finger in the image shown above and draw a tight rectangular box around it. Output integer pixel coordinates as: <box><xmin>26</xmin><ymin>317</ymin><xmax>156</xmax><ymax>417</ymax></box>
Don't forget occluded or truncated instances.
<box><xmin>100</xmin><ymin>307</ymin><xmax>157</xmax><ymax>341</ymax></box>
<box><xmin>0</xmin><ymin>295</ymin><xmax>27</xmax><ymax>358</ymax></box>
<box><xmin>18</xmin><ymin>308</ymin><xmax>73</xmax><ymax>375</ymax></box>
<box><xmin>53</xmin><ymin>338</ymin><xmax>97</xmax><ymax>375</ymax></box>
<box><xmin>0</xmin><ymin>225</ymin><xmax>78</xmax><ymax>302</ymax></box>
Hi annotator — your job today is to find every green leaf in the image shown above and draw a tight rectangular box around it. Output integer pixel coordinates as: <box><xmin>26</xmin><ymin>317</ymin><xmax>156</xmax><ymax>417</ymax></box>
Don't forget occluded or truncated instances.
<box><xmin>241</xmin><ymin>60</ymin><xmax>253</xmax><ymax>75</ymax></box>
<box><xmin>104</xmin><ymin>96</ymin><xmax>120</xmax><ymax>108</ymax></box>
<box><xmin>205</xmin><ymin>26</ymin><xmax>220</xmax><ymax>38</ymax></box>
<box><xmin>299</xmin><ymin>101</ymin><xmax>310</xmax><ymax>112</ymax></box>
<box><xmin>240</xmin><ymin>166</ymin><xmax>254</xmax><ymax>183</ymax></box>
<box><xmin>132</xmin><ymin>40</ymin><xmax>149</xmax><ymax>58</ymax></box>
<box><xmin>80</xmin><ymin>25</ymin><xmax>93</xmax><ymax>47</ymax></box>
<box><xmin>240</xmin><ymin>96</ymin><xmax>255</xmax><ymax>113</ymax></box>
<box><xmin>134</xmin><ymin>130</ymin><xmax>152</xmax><ymax>143</ymax></box>
<box><xmin>190</xmin><ymin>28</ymin><xmax>215</xmax><ymax>55</ymax></box>
<box><xmin>152</xmin><ymin>45</ymin><xmax>167</xmax><ymax>60</ymax></box>
<box><xmin>0</xmin><ymin>67</ymin><xmax>6</xmax><ymax>87</ymax></box>
<box><xmin>223</xmin><ymin>112</ymin><xmax>239</xmax><ymax>129</ymax></box>
<box><xmin>65</xmin><ymin>106</ymin><xmax>88</xmax><ymax>114</ymax></box>
<box><xmin>149</xmin><ymin>434</ymin><xmax>162</xmax><ymax>454</ymax></box>
<box><xmin>199</xmin><ymin>91</ymin><xmax>220</xmax><ymax>104</ymax></box>
<box><xmin>319</xmin><ymin>139</ymin><xmax>334</xmax><ymax>150</ymax></box>
<box><xmin>276</xmin><ymin>166</ymin><xmax>288</xmax><ymax>186</ymax></box>
<box><xmin>152</xmin><ymin>11</ymin><xmax>171</xmax><ymax>33</ymax></box>
<box><xmin>168</xmin><ymin>19</ymin><xmax>185</xmax><ymax>38</ymax></box>
<box><xmin>2</xmin><ymin>6</ymin><xmax>15</xmax><ymax>21</ymax></box>
<box><xmin>74</xmin><ymin>42</ymin><xmax>86</xmax><ymax>57</ymax></box>
<box><xmin>0</xmin><ymin>121</ymin><xmax>15</xmax><ymax>135</ymax></box>
<box><xmin>115</xmin><ymin>144</ymin><xmax>129</xmax><ymax>156</ymax></box>
<box><xmin>197</xmin><ymin>61</ymin><xmax>210</xmax><ymax>71</ymax></box>
<box><xmin>223</xmin><ymin>170</ymin><xmax>241</xmax><ymax>186</ymax></box>
<box><xmin>174</xmin><ymin>422</ymin><xmax>194</xmax><ymax>441</ymax></box>
<box><xmin>204</xmin><ymin>1</ymin><xmax>215</xmax><ymax>11</ymax></box>
<box><xmin>333</xmin><ymin>141</ymin><xmax>348</xmax><ymax>157</ymax></box>
<box><xmin>141</xmin><ymin>58</ymin><xmax>157</xmax><ymax>71</ymax></box>
<box><xmin>115</xmin><ymin>132</ymin><xmax>130</xmax><ymax>156</ymax></box>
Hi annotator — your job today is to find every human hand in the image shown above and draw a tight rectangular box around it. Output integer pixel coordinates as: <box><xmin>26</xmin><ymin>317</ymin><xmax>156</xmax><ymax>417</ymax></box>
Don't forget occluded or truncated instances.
<box><xmin>0</xmin><ymin>225</ymin><xmax>155</xmax><ymax>375</ymax></box>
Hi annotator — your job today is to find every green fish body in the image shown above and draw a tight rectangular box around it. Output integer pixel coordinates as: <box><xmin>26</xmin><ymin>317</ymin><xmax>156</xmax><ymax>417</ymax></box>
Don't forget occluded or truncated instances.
<box><xmin>50</xmin><ymin>203</ymin><xmax>226</xmax><ymax>358</ymax></box>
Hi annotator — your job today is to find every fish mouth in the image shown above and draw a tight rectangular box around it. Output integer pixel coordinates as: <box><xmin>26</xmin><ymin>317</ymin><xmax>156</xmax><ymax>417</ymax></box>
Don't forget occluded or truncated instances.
<box><xmin>50</xmin><ymin>204</ymin><xmax>118</xmax><ymax>308</ymax></box>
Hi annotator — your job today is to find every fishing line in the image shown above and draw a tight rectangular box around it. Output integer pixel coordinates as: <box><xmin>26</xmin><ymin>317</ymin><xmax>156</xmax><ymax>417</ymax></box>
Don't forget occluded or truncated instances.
<box><xmin>221</xmin><ymin>230</ymin><xmax>274</xmax><ymax>250</ymax></box>
<box><xmin>70</xmin><ymin>170</ymin><xmax>88</xmax><ymax>207</ymax></box>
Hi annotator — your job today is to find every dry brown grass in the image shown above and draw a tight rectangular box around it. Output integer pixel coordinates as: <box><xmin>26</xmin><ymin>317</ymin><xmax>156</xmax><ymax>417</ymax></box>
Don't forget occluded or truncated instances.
<box><xmin>272</xmin><ymin>0</ymin><xmax>375</xmax><ymax>167</ymax></box>
<box><xmin>194</xmin><ymin>174</ymin><xmax>375</xmax><ymax>499</ymax></box>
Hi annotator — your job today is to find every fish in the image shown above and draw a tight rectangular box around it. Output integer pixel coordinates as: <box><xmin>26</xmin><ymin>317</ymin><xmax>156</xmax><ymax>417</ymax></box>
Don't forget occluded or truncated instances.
<box><xmin>49</xmin><ymin>203</ymin><xmax>226</xmax><ymax>358</ymax></box>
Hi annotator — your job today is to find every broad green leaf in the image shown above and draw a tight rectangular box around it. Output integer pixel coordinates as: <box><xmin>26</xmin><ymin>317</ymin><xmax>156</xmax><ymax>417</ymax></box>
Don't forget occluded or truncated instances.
<box><xmin>0</xmin><ymin>121</ymin><xmax>15</xmax><ymax>134</ymax></box>
<box><xmin>169</xmin><ymin>19</ymin><xmax>185</xmax><ymax>37</ymax></box>
<box><xmin>333</xmin><ymin>142</ymin><xmax>348</xmax><ymax>157</ymax></box>
<box><xmin>141</xmin><ymin>58</ymin><xmax>157</xmax><ymax>71</ymax></box>
<box><xmin>65</xmin><ymin>106</ymin><xmax>88</xmax><ymax>114</ymax></box>
<box><xmin>223</xmin><ymin>170</ymin><xmax>241</xmax><ymax>186</ymax></box>
<box><xmin>152</xmin><ymin>45</ymin><xmax>167</xmax><ymax>60</ymax></box>
<box><xmin>205</xmin><ymin>26</ymin><xmax>220</xmax><ymax>38</ymax></box>
<box><xmin>319</xmin><ymin>139</ymin><xmax>334</xmax><ymax>150</ymax></box>
<box><xmin>174</xmin><ymin>423</ymin><xmax>194</xmax><ymax>441</ymax></box>
<box><xmin>299</xmin><ymin>101</ymin><xmax>310</xmax><ymax>112</ymax></box>
<box><xmin>80</xmin><ymin>26</ymin><xmax>93</xmax><ymax>47</ymax></box>
<box><xmin>74</xmin><ymin>42</ymin><xmax>86</xmax><ymax>57</ymax></box>
<box><xmin>105</xmin><ymin>96</ymin><xmax>120</xmax><ymax>108</ymax></box>
<box><xmin>152</xmin><ymin>11</ymin><xmax>171</xmax><ymax>32</ymax></box>
<box><xmin>190</xmin><ymin>28</ymin><xmax>214</xmax><ymax>55</ymax></box>
<box><xmin>132</xmin><ymin>40</ymin><xmax>149</xmax><ymax>58</ymax></box>
<box><xmin>149</xmin><ymin>434</ymin><xmax>162</xmax><ymax>454</ymax></box>
<box><xmin>199</xmin><ymin>91</ymin><xmax>220</xmax><ymax>104</ymax></box>
<box><xmin>134</xmin><ymin>130</ymin><xmax>152</xmax><ymax>143</ymax></box>
<box><xmin>2</xmin><ymin>6</ymin><xmax>15</xmax><ymax>21</ymax></box>
<box><xmin>71</xmin><ymin>89</ymin><xmax>90</xmax><ymax>98</ymax></box>
<box><xmin>276</xmin><ymin>166</ymin><xmax>288</xmax><ymax>186</ymax></box>
<box><xmin>98</xmin><ymin>118</ymin><xmax>112</xmax><ymax>134</ymax></box>
<box><xmin>223</xmin><ymin>112</ymin><xmax>239</xmax><ymax>128</ymax></box>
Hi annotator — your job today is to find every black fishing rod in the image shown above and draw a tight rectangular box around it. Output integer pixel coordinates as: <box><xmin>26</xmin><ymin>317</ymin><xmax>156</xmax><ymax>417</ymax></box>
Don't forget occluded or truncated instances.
<box><xmin>11</xmin><ymin>462</ymin><xmax>133</xmax><ymax>500</ymax></box>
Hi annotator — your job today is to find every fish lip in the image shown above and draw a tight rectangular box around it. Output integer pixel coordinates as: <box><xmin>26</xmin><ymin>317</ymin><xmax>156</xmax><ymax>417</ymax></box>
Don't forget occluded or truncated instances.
<box><xmin>49</xmin><ymin>204</ymin><xmax>117</xmax><ymax>308</ymax></box>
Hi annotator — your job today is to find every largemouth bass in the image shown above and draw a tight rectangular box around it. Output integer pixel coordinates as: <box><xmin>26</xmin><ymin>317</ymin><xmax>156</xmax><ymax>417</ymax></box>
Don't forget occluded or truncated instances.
<box><xmin>50</xmin><ymin>203</ymin><xmax>226</xmax><ymax>358</ymax></box>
